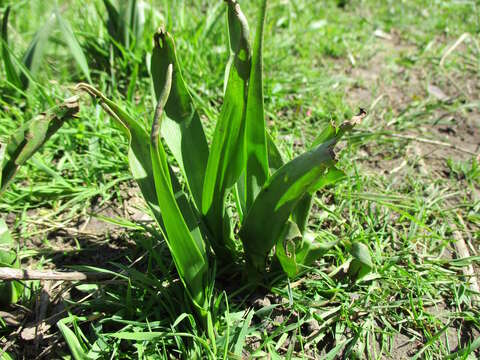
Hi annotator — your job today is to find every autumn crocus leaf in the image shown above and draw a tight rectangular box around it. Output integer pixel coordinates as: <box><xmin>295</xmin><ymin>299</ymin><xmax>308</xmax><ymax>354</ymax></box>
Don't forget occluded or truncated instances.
<box><xmin>292</xmin><ymin>111</ymin><xmax>366</xmax><ymax>234</ymax></box>
<box><xmin>244</xmin><ymin>0</ymin><xmax>269</xmax><ymax>211</ymax></box>
<box><xmin>275</xmin><ymin>222</ymin><xmax>338</xmax><ymax>278</ymax></box>
<box><xmin>241</xmin><ymin>112</ymin><xmax>364</xmax><ymax>275</ymax></box>
<box><xmin>202</xmin><ymin>0</ymin><xmax>251</xmax><ymax>256</ymax></box>
<box><xmin>151</xmin><ymin>29</ymin><xmax>209</xmax><ymax>211</ymax></box>
<box><xmin>1</xmin><ymin>96</ymin><xmax>79</xmax><ymax>194</ymax></box>
<box><xmin>149</xmin><ymin>64</ymin><xmax>209</xmax><ymax>319</ymax></box>
<box><xmin>75</xmin><ymin>83</ymin><xmax>200</xmax><ymax>238</ymax></box>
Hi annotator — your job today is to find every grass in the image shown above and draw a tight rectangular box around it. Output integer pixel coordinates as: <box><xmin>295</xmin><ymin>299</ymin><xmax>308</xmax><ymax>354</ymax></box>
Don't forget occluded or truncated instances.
<box><xmin>1</xmin><ymin>0</ymin><xmax>479</xmax><ymax>358</ymax></box>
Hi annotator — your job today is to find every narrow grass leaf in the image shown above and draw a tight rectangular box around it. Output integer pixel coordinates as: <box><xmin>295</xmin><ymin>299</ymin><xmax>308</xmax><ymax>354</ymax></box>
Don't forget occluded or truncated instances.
<box><xmin>244</xmin><ymin>0</ymin><xmax>268</xmax><ymax>211</ymax></box>
<box><xmin>151</xmin><ymin>29</ymin><xmax>209</xmax><ymax>210</ymax></box>
<box><xmin>57</xmin><ymin>320</ymin><xmax>89</xmax><ymax>360</ymax></box>
<box><xmin>21</xmin><ymin>12</ymin><xmax>56</xmax><ymax>88</ymax></box>
<box><xmin>55</xmin><ymin>9</ymin><xmax>91</xmax><ymax>83</ymax></box>
<box><xmin>1</xmin><ymin>7</ymin><xmax>22</xmax><ymax>88</ymax></box>
<box><xmin>233</xmin><ymin>309</ymin><xmax>254</xmax><ymax>356</ymax></box>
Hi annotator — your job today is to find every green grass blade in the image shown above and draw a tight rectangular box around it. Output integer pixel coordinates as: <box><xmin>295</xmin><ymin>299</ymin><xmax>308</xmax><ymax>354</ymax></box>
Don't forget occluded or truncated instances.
<box><xmin>202</xmin><ymin>0</ymin><xmax>251</xmax><ymax>253</ymax></box>
<box><xmin>151</xmin><ymin>29</ymin><xmax>209</xmax><ymax>210</ymax></box>
<box><xmin>55</xmin><ymin>9</ymin><xmax>91</xmax><ymax>83</ymax></box>
<box><xmin>0</xmin><ymin>141</ymin><xmax>5</xmax><ymax>189</ymax></box>
<box><xmin>102</xmin><ymin>0</ymin><xmax>121</xmax><ymax>44</ymax></box>
<box><xmin>150</xmin><ymin>64</ymin><xmax>209</xmax><ymax>319</ymax></box>
<box><xmin>244</xmin><ymin>0</ymin><xmax>268</xmax><ymax>211</ymax></box>
<box><xmin>233</xmin><ymin>309</ymin><xmax>254</xmax><ymax>356</ymax></box>
<box><xmin>1</xmin><ymin>97</ymin><xmax>79</xmax><ymax>194</ymax></box>
<box><xmin>21</xmin><ymin>12</ymin><xmax>56</xmax><ymax>89</ymax></box>
<box><xmin>1</xmin><ymin>6</ymin><xmax>22</xmax><ymax>89</ymax></box>
<box><xmin>57</xmin><ymin>319</ymin><xmax>89</xmax><ymax>360</ymax></box>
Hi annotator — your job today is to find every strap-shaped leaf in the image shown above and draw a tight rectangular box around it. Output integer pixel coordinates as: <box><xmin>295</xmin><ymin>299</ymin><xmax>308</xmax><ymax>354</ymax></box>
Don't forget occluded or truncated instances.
<box><xmin>292</xmin><ymin>112</ymin><xmax>365</xmax><ymax>234</ymax></box>
<box><xmin>1</xmin><ymin>6</ymin><xmax>22</xmax><ymax>88</ymax></box>
<box><xmin>150</xmin><ymin>64</ymin><xmax>209</xmax><ymax>318</ymax></box>
<box><xmin>1</xmin><ymin>97</ymin><xmax>79</xmax><ymax>194</ymax></box>
<box><xmin>55</xmin><ymin>9</ymin><xmax>91</xmax><ymax>83</ymax></box>
<box><xmin>76</xmin><ymin>84</ymin><xmax>202</xmax><ymax>239</ymax></box>
<box><xmin>244</xmin><ymin>0</ymin><xmax>269</xmax><ymax>211</ymax></box>
<box><xmin>275</xmin><ymin>221</ymin><xmax>338</xmax><ymax>278</ymax></box>
<box><xmin>202</xmin><ymin>0</ymin><xmax>251</xmax><ymax>253</ymax></box>
<box><xmin>151</xmin><ymin>29</ymin><xmax>209</xmax><ymax>211</ymax></box>
<box><xmin>21</xmin><ymin>12</ymin><xmax>56</xmax><ymax>89</ymax></box>
<box><xmin>240</xmin><ymin>114</ymin><xmax>363</xmax><ymax>275</ymax></box>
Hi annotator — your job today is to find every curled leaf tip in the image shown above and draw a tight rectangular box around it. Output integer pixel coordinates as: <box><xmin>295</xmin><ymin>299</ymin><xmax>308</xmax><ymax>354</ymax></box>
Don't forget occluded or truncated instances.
<box><xmin>151</xmin><ymin>63</ymin><xmax>173</xmax><ymax>145</ymax></box>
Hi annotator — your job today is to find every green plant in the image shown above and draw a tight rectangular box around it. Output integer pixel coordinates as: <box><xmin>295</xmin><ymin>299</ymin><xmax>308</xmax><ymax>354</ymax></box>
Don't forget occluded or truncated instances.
<box><xmin>75</xmin><ymin>0</ymin><xmax>371</xmax><ymax>325</ymax></box>
<box><xmin>0</xmin><ymin>97</ymin><xmax>79</xmax><ymax>194</ymax></box>
<box><xmin>1</xmin><ymin>5</ymin><xmax>90</xmax><ymax>92</ymax></box>
<box><xmin>102</xmin><ymin>0</ymin><xmax>145</xmax><ymax>54</ymax></box>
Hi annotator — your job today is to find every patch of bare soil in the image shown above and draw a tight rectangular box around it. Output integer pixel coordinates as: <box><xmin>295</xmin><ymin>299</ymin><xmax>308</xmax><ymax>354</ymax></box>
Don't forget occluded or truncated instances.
<box><xmin>1</xmin><ymin>182</ymin><xmax>154</xmax><ymax>359</ymax></box>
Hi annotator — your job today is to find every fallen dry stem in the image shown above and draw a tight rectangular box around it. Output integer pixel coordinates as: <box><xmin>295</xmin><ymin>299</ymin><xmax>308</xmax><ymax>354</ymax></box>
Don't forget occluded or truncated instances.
<box><xmin>0</xmin><ymin>268</ymin><xmax>114</xmax><ymax>281</ymax></box>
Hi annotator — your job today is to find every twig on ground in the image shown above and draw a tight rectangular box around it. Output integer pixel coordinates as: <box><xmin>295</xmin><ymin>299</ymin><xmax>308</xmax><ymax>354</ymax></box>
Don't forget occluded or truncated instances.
<box><xmin>0</xmin><ymin>268</ymin><xmax>114</xmax><ymax>281</ymax></box>
<box><xmin>450</xmin><ymin>221</ymin><xmax>480</xmax><ymax>304</ymax></box>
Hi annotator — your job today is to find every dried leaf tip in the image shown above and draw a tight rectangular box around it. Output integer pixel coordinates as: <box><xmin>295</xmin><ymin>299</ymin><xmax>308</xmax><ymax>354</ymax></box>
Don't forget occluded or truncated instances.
<box><xmin>153</xmin><ymin>26</ymin><xmax>167</xmax><ymax>47</ymax></box>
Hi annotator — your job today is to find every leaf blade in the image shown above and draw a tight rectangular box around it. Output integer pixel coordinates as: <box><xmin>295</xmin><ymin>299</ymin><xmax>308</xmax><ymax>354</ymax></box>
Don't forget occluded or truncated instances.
<box><xmin>244</xmin><ymin>0</ymin><xmax>268</xmax><ymax>211</ymax></box>
<box><xmin>151</xmin><ymin>30</ymin><xmax>209</xmax><ymax>210</ymax></box>
<box><xmin>202</xmin><ymin>0</ymin><xmax>251</xmax><ymax>254</ymax></box>
<box><xmin>55</xmin><ymin>9</ymin><xmax>91</xmax><ymax>83</ymax></box>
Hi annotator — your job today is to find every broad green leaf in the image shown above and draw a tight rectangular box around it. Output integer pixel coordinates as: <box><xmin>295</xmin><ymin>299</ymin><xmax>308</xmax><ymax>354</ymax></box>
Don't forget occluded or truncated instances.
<box><xmin>77</xmin><ymin>83</ymin><xmax>160</xmax><ymax>217</ymax></box>
<box><xmin>241</xmin><ymin>112</ymin><xmax>364</xmax><ymax>274</ymax></box>
<box><xmin>1</xmin><ymin>6</ymin><xmax>22</xmax><ymax>88</ymax></box>
<box><xmin>275</xmin><ymin>222</ymin><xmax>337</xmax><ymax>277</ymax></box>
<box><xmin>348</xmin><ymin>242</ymin><xmax>373</xmax><ymax>280</ymax></box>
<box><xmin>55</xmin><ymin>9</ymin><xmax>91</xmax><ymax>83</ymax></box>
<box><xmin>0</xmin><ymin>219</ymin><xmax>13</xmax><ymax>248</ymax></box>
<box><xmin>1</xmin><ymin>97</ymin><xmax>79</xmax><ymax>194</ymax></box>
<box><xmin>202</xmin><ymin>0</ymin><xmax>251</xmax><ymax>254</ymax></box>
<box><xmin>244</xmin><ymin>0</ymin><xmax>269</xmax><ymax>211</ymax></box>
<box><xmin>240</xmin><ymin>138</ymin><xmax>338</xmax><ymax>275</ymax></box>
<box><xmin>292</xmin><ymin>166</ymin><xmax>346</xmax><ymax>234</ymax></box>
<box><xmin>150</xmin><ymin>64</ymin><xmax>209</xmax><ymax>320</ymax></box>
<box><xmin>292</xmin><ymin>117</ymin><xmax>362</xmax><ymax>234</ymax></box>
<box><xmin>240</xmin><ymin>111</ymin><xmax>365</xmax><ymax>276</ymax></box>
<box><xmin>151</xmin><ymin>29</ymin><xmax>209</xmax><ymax>210</ymax></box>
<box><xmin>266</xmin><ymin>131</ymin><xmax>285</xmax><ymax>173</ymax></box>
<box><xmin>21</xmin><ymin>12</ymin><xmax>56</xmax><ymax>89</ymax></box>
